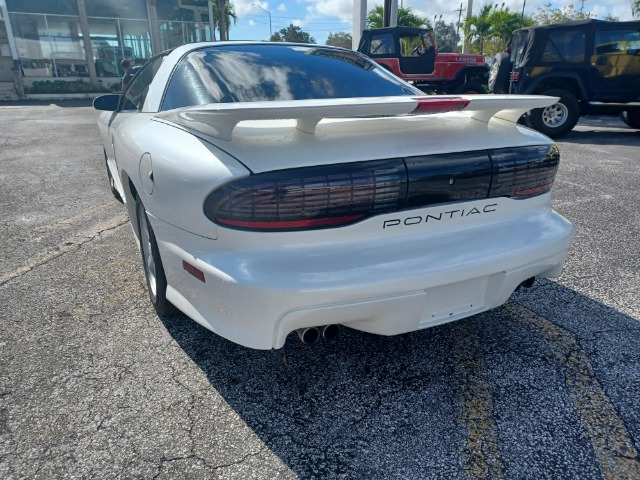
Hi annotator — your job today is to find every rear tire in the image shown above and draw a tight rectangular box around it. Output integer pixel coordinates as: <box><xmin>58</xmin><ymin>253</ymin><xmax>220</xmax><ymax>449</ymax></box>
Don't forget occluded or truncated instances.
<box><xmin>136</xmin><ymin>197</ymin><xmax>177</xmax><ymax>316</ymax></box>
<box><xmin>453</xmin><ymin>80</ymin><xmax>485</xmax><ymax>94</ymax></box>
<box><xmin>623</xmin><ymin>110</ymin><xmax>640</xmax><ymax>129</ymax></box>
<box><xmin>488</xmin><ymin>52</ymin><xmax>511</xmax><ymax>93</ymax></box>
<box><xmin>527</xmin><ymin>88</ymin><xmax>580</xmax><ymax>139</ymax></box>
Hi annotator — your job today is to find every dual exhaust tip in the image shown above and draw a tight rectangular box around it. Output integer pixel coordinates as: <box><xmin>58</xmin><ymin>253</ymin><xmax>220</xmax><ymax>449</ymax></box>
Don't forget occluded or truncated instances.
<box><xmin>296</xmin><ymin>324</ymin><xmax>340</xmax><ymax>344</ymax></box>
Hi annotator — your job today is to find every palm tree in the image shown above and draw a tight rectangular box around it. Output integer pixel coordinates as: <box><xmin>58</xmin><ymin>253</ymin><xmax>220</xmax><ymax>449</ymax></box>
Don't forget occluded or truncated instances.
<box><xmin>210</xmin><ymin>1</ymin><xmax>237</xmax><ymax>40</ymax></box>
<box><xmin>367</xmin><ymin>6</ymin><xmax>429</xmax><ymax>29</ymax></box>
<box><xmin>632</xmin><ymin>0</ymin><xmax>640</xmax><ymax>18</ymax></box>
<box><xmin>464</xmin><ymin>4</ymin><xmax>494</xmax><ymax>54</ymax></box>
<box><xmin>490</xmin><ymin>7</ymin><xmax>528</xmax><ymax>46</ymax></box>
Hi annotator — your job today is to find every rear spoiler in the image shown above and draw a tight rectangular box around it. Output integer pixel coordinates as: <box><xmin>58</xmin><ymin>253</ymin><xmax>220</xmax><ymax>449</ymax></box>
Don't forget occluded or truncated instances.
<box><xmin>153</xmin><ymin>95</ymin><xmax>558</xmax><ymax>141</ymax></box>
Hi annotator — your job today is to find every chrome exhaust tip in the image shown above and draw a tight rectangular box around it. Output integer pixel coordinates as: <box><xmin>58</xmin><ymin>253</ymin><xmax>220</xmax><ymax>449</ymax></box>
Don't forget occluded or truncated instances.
<box><xmin>321</xmin><ymin>324</ymin><xmax>340</xmax><ymax>341</ymax></box>
<box><xmin>297</xmin><ymin>327</ymin><xmax>320</xmax><ymax>344</ymax></box>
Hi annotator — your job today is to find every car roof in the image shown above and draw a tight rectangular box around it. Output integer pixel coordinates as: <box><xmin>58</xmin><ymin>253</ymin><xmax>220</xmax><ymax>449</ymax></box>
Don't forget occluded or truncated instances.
<box><xmin>517</xmin><ymin>19</ymin><xmax>640</xmax><ymax>33</ymax></box>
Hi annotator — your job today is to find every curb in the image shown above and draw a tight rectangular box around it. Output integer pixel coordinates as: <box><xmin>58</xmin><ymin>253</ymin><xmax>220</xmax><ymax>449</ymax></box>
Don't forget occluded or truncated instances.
<box><xmin>24</xmin><ymin>93</ymin><xmax>107</xmax><ymax>100</ymax></box>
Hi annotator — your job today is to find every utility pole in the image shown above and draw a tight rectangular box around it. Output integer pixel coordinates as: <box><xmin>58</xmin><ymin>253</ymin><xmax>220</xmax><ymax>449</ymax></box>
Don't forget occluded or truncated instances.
<box><xmin>456</xmin><ymin>3</ymin><xmax>464</xmax><ymax>51</ymax></box>
<box><xmin>462</xmin><ymin>0</ymin><xmax>473</xmax><ymax>53</ymax></box>
<box><xmin>579</xmin><ymin>0</ymin><xmax>587</xmax><ymax>15</ymax></box>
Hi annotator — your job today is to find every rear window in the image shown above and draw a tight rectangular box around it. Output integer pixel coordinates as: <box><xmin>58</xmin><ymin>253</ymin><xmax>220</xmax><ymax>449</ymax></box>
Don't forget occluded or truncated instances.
<box><xmin>161</xmin><ymin>44</ymin><xmax>420</xmax><ymax>111</ymax></box>
<box><xmin>541</xmin><ymin>29</ymin><xmax>585</xmax><ymax>63</ymax></box>
<box><xmin>509</xmin><ymin>30</ymin><xmax>529</xmax><ymax>64</ymax></box>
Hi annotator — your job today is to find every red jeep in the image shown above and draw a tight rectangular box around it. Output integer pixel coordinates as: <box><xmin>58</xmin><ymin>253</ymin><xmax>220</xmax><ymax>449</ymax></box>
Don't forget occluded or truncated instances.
<box><xmin>358</xmin><ymin>26</ymin><xmax>488</xmax><ymax>94</ymax></box>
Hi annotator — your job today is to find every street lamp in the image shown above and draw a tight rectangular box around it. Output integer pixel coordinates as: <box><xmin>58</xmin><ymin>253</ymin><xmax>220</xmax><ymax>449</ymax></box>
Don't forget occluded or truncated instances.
<box><xmin>252</xmin><ymin>3</ymin><xmax>272</xmax><ymax>38</ymax></box>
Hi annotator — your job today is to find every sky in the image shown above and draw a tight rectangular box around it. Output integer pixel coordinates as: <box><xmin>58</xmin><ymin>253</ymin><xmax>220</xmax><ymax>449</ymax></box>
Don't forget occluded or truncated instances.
<box><xmin>227</xmin><ymin>0</ymin><xmax>637</xmax><ymax>44</ymax></box>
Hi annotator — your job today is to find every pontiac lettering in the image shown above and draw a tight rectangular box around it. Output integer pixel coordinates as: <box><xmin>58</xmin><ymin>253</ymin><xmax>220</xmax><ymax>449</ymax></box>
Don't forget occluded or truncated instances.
<box><xmin>383</xmin><ymin>204</ymin><xmax>497</xmax><ymax>229</ymax></box>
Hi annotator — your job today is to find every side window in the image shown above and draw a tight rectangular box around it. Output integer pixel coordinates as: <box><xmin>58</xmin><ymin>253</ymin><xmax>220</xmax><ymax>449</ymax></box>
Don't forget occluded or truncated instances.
<box><xmin>369</xmin><ymin>33</ymin><xmax>396</xmax><ymax>55</ymax></box>
<box><xmin>595</xmin><ymin>29</ymin><xmax>640</xmax><ymax>55</ymax></box>
<box><xmin>542</xmin><ymin>30</ymin><xmax>585</xmax><ymax>63</ymax></box>
<box><xmin>122</xmin><ymin>55</ymin><xmax>166</xmax><ymax>112</ymax></box>
<box><xmin>399</xmin><ymin>33</ymin><xmax>432</xmax><ymax>57</ymax></box>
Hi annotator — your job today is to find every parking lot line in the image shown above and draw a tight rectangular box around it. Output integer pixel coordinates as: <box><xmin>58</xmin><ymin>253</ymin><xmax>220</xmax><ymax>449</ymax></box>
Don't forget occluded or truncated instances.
<box><xmin>452</xmin><ymin>322</ymin><xmax>505</xmax><ymax>480</ymax></box>
<box><xmin>36</xmin><ymin>199</ymin><xmax>119</xmax><ymax>233</ymax></box>
<box><xmin>511</xmin><ymin>303</ymin><xmax>640</xmax><ymax>480</ymax></box>
<box><xmin>0</xmin><ymin>215</ymin><xmax>129</xmax><ymax>287</ymax></box>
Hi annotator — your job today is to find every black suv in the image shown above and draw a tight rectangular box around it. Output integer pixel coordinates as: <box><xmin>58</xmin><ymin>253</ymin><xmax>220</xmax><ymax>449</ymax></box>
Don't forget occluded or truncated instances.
<box><xmin>489</xmin><ymin>19</ymin><xmax>640</xmax><ymax>138</ymax></box>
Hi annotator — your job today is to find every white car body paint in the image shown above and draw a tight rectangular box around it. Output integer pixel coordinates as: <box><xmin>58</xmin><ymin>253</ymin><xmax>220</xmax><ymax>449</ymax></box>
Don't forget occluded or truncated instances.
<box><xmin>96</xmin><ymin>43</ymin><xmax>574</xmax><ymax>349</ymax></box>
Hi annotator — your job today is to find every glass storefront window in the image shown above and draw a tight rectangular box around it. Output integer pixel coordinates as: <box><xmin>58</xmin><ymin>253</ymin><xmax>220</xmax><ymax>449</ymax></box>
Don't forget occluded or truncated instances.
<box><xmin>89</xmin><ymin>17</ymin><xmax>125</xmax><ymax>77</ymax></box>
<box><xmin>159</xmin><ymin>21</ymin><xmax>211</xmax><ymax>50</ymax></box>
<box><xmin>6</xmin><ymin>0</ymin><xmax>78</xmax><ymax>16</ymax></box>
<box><xmin>10</xmin><ymin>13</ymin><xmax>86</xmax><ymax>77</ymax></box>
<box><xmin>89</xmin><ymin>18</ymin><xmax>152</xmax><ymax>77</ymax></box>
<box><xmin>120</xmin><ymin>20</ymin><xmax>152</xmax><ymax>64</ymax></box>
<box><xmin>7</xmin><ymin>2</ymin><xmax>212</xmax><ymax>79</ymax></box>
<box><xmin>85</xmin><ymin>0</ymin><xmax>147</xmax><ymax>19</ymax></box>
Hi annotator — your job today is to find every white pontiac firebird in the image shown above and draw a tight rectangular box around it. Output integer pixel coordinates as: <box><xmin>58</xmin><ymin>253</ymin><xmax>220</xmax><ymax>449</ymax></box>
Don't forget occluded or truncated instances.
<box><xmin>94</xmin><ymin>42</ymin><xmax>575</xmax><ymax>349</ymax></box>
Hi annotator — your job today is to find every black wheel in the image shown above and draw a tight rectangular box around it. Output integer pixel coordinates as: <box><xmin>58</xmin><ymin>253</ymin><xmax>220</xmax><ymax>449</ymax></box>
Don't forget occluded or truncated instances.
<box><xmin>527</xmin><ymin>88</ymin><xmax>581</xmax><ymax>139</ymax></box>
<box><xmin>623</xmin><ymin>110</ymin><xmax>640</xmax><ymax>129</ymax></box>
<box><xmin>488</xmin><ymin>52</ymin><xmax>511</xmax><ymax>93</ymax></box>
<box><xmin>453</xmin><ymin>80</ymin><xmax>485</xmax><ymax>94</ymax></box>
<box><xmin>104</xmin><ymin>150</ymin><xmax>123</xmax><ymax>203</ymax></box>
<box><xmin>136</xmin><ymin>197</ymin><xmax>177</xmax><ymax>316</ymax></box>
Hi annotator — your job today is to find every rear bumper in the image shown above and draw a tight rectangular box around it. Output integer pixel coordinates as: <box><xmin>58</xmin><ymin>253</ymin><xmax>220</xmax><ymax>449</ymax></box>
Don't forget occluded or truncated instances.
<box><xmin>150</xmin><ymin>197</ymin><xmax>574</xmax><ymax>349</ymax></box>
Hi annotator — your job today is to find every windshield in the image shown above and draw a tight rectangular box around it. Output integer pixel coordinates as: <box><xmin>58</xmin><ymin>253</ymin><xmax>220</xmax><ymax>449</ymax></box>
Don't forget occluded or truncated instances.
<box><xmin>161</xmin><ymin>44</ymin><xmax>421</xmax><ymax>111</ymax></box>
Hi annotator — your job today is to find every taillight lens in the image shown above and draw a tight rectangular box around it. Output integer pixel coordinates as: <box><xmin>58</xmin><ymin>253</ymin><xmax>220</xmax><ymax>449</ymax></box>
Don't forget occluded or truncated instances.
<box><xmin>204</xmin><ymin>159</ymin><xmax>407</xmax><ymax>231</ymax></box>
<box><xmin>204</xmin><ymin>145</ymin><xmax>559</xmax><ymax>232</ymax></box>
<box><xmin>489</xmin><ymin>144</ymin><xmax>559</xmax><ymax>199</ymax></box>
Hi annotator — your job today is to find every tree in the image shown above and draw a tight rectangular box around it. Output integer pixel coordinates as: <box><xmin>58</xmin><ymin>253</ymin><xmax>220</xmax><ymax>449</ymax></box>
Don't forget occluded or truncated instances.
<box><xmin>209</xmin><ymin>1</ymin><xmax>237</xmax><ymax>41</ymax></box>
<box><xmin>367</xmin><ymin>5</ymin><xmax>429</xmax><ymax>29</ymax></box>
<box><xmin>490</xmin><ymin>7</ymin><xmax>531</xmax><ymax>47</ymax></box>
<box><xmin>464</xmin><ymin>4</ymin><xmax>494</xmax><ymax>55</ymax></box>
<box><xmin>634</xmin><ymin>0</ymin><xmax>640</xmax><ymax>18</ymax></box>
<box><xmin>532</xmin><ymin>3</ymin><xmax>589</xmax><ymax>25</ymax></box>
<box><xmin>462</xmin><ymin>4</ymin><xmax>533</xmax><ymax>56</ymax></box>
<box><xmin>434</xmin><ymin>21</ymin><xmax>459</xmax><ymax>53</ymax></box>
<box><xmin>326</xmin><ymin>32</ymin><xmax>353</xmax><ymax>49</ymax></box>
<box><xmin>270</xmin><ymin>24</ymin><xmax>316</xmax><ymax>44</ymax></box>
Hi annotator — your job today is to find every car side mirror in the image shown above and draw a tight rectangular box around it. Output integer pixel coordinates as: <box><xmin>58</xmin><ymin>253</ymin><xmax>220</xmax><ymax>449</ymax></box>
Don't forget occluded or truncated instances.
<box><xmin>93</xmin><ymin>94</ymin><xmax>120</xmax><ymax>111</ymax></box>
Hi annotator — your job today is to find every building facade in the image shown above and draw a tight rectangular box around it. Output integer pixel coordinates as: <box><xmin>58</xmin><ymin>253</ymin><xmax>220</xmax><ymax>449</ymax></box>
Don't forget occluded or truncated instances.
<box><xmin>0</xmin><ymin>0</ymin><xmax>215</xmax><ymax>98</ymax></box>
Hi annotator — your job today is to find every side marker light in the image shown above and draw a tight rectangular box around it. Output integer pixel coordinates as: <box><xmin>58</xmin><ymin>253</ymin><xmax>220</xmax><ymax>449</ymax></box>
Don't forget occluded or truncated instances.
<box><xmin>183</xmin><ymin>260</ymin><xmax>206</xmax><ymax>283</ymax></box>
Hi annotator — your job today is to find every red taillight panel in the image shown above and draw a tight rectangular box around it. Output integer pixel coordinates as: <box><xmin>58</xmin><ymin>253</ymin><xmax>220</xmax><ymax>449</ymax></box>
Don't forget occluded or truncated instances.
<box><xmin>215</xmin><ymin>215</ymin><xmax>366</xmax><ymax>230</ymax></box>
<box><xmin>204</xmin><ymin>145</ymin><xmax>560</xmax><ymax>231</ymax></box>
<box><xmin>489</xmin><ymin>145</ymin><xmax>559</xmax><ymax>199</ymax></box>
<box><xmin>204</xmin><ymin>160</ymin><xmax>407</xmax><ymax>231</ymax></box>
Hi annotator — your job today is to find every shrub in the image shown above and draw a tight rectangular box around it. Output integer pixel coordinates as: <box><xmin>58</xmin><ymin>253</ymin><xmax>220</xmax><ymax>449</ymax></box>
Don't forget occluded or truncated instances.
<box><xmin>25</xmin><ymin>80</ymin><xmax>118</xmax><ymax>94</ymax></box>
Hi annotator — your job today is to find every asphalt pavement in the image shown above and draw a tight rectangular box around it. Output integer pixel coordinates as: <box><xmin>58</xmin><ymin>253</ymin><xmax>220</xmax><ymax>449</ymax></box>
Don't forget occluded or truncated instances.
<box><xmin>0</xmin><ymin>102</ymin><xmax>639</xmax><ymax>479</ymax></box>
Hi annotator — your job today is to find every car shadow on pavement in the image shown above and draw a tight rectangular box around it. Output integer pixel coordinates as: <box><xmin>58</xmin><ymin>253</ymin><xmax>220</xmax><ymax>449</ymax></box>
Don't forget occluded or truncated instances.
<box><xmin>158</xmin><ymin>278</ymin><xmax>640</xmax><ymax>478</ymax></box>
<box><xmin>561</xmin><ymin>128</ymin><xmax>640</xmax><ymax>147</ymax></box>
<box><xmin>0</xmin><ymin>99</ymin><xmax>94</xmax><ymax>108</ymax></box>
